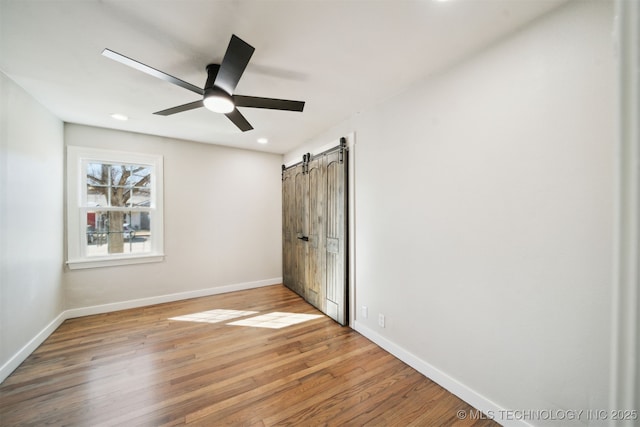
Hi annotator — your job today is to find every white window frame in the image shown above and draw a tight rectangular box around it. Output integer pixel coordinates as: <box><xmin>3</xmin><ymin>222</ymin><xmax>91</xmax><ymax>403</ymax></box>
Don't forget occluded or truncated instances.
<box><xmin>66</xmin><ymin>146</ymin><xmax>164</xmax><ymax>269</ymax></box>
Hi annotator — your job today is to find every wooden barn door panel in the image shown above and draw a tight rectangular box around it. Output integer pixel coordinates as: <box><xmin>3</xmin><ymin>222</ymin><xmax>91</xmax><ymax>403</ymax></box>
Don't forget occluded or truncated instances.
<box><xmin>281</xmin><ymin>166</ymin><xmax>297</xmax><ymax>295</ymax></box>
<box><xmin>293</xmin><ymin>165</ymin><xmax>308</xmax><ymax>298</ymax></box>
<box><xmin>306</xmin><ymin>156</ymin><xmax>326</xmax><ymax>310</ymax></box>
<box><xmin>324</xmin><ymin>150</ymin><xmax>347</xmax><ymax>325</ymax></box>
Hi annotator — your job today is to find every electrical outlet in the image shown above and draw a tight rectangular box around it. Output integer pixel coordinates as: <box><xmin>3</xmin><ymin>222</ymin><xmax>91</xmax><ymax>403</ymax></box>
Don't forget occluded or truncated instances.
<box><xmin>362</xmin><ymin>306</ymin><xmax>368</xmax><ymax>319</ymax></box>
<box><xmin>378</xmin><ymin>313</ymin><xmax>385</xmax><ymax>328</ymax></box>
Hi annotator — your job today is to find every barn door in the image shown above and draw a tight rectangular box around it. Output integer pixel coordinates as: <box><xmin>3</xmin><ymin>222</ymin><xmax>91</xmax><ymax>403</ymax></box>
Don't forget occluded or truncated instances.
<box><xmin>282</xmin><ymin>139</ymin><xmax>348</xmax><ymax>325</ymax></box>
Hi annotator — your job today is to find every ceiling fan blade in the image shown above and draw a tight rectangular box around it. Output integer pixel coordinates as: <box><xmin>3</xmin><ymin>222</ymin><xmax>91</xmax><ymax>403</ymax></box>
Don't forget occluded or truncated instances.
<box><xmin>234</xmin><ymin>95</ymin><xmax>305</xmax><ymax>112</ymax></box>
<box><xmin>225</xmin><ymin>108</ymin><xmax>253</xmax><ymax>132</ymax></box>
<box><xmin>214</xmin><ymin>35</ymin><xmax>255</xmax><ymax>95</ymax></box>
<box><xmin>102</xmin><ymin>48</ymin><xmax>204</xmax><ymax>96</ymax></box>
<box><xmin>154</xmin><ymin>100</ymin><xmax>204</xmax><ymax>116</ymax></box>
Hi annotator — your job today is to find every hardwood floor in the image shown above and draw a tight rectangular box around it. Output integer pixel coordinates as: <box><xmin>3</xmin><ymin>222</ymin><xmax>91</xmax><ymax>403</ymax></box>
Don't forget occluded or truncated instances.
<box><xmin>0</xmin><ymin>285</ymin><xmax>497</xmax><ymax>426</ymax></box>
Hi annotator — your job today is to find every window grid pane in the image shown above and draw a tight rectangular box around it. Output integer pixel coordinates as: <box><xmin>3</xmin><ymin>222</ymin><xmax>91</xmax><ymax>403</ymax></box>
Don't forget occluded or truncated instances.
<box><xmin>84</xmin><ymin>161</ymin><xmax>154</xmax><ymax>257</ymax></box>
<box><xmin>85</xmin><ymin>210</ymin><xmax>153</xmax><ymax>256</ymax></box>
<box><xmin>86</xmin><ymin>162</ymin><xmax>152</xmax><ymax>208</ymax></box>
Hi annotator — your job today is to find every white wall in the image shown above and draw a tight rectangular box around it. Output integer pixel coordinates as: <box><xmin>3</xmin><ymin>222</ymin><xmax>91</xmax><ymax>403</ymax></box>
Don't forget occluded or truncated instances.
<box><xmin>288</xmin><ymin>1</ymin><xmax>616</xmax><ymax>424</ymax></box>
<box><xmin>0</xmin><ymin>72</ymin><xmax>65</xmax><ymax>381</ymax></box>
<box><xmin>63</xmin><ymin>124</ymin><xmax>283</xmax><ymax>310</ymax></box>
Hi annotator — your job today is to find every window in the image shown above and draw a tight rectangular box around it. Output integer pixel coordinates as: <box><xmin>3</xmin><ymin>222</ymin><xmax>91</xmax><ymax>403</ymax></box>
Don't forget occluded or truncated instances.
<box><xmin>67</xmin><ymin>146</ymin><xmax>164</xmax><ymax>269</ymax></box>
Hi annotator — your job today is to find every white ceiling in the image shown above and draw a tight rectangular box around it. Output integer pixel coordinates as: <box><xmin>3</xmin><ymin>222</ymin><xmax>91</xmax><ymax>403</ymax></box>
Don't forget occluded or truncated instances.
<box><xmin>0</xmin><ymin>0</ymin><xmax>567</xmax><ymax>154</ymax></box>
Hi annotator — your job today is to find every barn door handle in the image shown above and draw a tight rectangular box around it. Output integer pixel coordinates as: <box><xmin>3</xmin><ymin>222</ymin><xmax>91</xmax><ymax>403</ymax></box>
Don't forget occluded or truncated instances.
<box><xmin>298</xmin><ymin>236</ymin><xmax>309</xmax><ymax>241</ymax></box>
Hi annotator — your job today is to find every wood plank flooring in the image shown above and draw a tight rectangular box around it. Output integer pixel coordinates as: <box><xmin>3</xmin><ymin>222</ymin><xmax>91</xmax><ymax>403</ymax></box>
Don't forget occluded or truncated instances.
<box><xmin>0</xmin><ymin>285</ymin><xmax>497</xmax><ymax>426</ymax></box>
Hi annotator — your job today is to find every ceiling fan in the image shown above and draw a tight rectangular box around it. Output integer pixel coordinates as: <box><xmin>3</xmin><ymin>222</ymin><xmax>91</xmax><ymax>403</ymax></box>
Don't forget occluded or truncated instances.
<box><xmin>102</xmin><ymin>34</ymin><xmax>305</xmax><ymax>132</ymax></box>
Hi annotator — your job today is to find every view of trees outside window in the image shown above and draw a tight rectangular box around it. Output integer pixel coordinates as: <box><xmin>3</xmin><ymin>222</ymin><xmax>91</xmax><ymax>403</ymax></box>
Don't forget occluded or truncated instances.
<box><xmin>85</xmin><ymin>162</ymin><xmax>152</xmax><ymax>256</ymax></box>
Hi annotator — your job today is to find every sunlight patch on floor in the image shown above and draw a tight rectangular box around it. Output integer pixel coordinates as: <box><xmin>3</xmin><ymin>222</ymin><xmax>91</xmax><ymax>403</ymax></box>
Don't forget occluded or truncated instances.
<box><xmin>227</xmin><ymin>312</ymin><xmax>324</xmax><ymax>329</ymax></box>
<box><xmin>169</xmin><ymin>309</ymin><xmax>258</xmax><ymax>324</ymax></box>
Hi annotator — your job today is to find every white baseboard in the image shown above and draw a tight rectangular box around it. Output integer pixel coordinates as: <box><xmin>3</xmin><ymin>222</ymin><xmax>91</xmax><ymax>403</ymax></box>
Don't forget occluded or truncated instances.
<box><xmin>65</xmin><ymin>277</ymin><xmax>282</xmax><ymax>319</ymax></box>
<box><xmin>0</xmin><ymin>277</ymin><xmax>282</xmax><ymax>383</ymax></box>
<box><xmin>0</xmin><ymin>312</ymin><xmax>67</xmax><ymax>384</ymax></box>
<box><xmin>354</xmin><ymin>321</ymin><xmax>530</xmax><ymax>427</ymax></box>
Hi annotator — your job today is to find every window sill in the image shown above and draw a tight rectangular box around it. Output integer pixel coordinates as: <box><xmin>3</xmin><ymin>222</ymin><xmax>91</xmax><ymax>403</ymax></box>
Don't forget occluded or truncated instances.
<box><xmin>66</xmin><ymin>254</ymin><xmax>165</xmax><ymax>270</ymax></box>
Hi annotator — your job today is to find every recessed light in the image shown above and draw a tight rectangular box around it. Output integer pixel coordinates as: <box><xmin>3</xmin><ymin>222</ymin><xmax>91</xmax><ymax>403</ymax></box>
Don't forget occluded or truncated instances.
<box><xmin>110</xmin><ymin>113</ymin><xmax>128</xmax><ymax>121</ymax></box>
<box><xmin>257</xmin><ymin>137</ymin><xmax>268</xmax><ymax>144</ymax></box>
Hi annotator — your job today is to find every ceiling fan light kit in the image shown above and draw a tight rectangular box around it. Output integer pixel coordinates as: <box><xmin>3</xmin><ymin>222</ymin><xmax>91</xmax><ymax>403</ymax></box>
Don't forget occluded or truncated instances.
<box><xmin>203</xmin><ymin>87</ymin><xmax>235</xmax><ymax>114</ymax></box>
<box><xmin>102</xmin><ymin>34</ymin><xmax>305</xmax><ymax>132</ymax></box>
